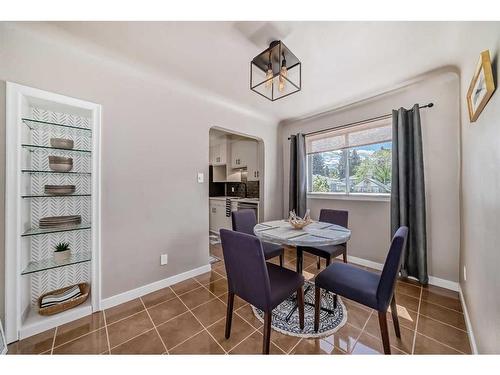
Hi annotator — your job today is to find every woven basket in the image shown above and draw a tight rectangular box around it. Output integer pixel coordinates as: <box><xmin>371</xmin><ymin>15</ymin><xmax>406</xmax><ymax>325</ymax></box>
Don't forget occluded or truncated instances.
<box><xmin>38</xmin><ymin>283</ymin><xmax>90</xmax><ymax>316</ymax></box>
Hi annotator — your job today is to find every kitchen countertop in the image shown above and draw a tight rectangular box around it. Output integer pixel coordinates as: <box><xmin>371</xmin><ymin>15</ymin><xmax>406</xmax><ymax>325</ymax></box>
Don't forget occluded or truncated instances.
<box><xmin>209</xmin><ymin>196</ymin><xmax>259</xmax><ymax>204</ymax></box>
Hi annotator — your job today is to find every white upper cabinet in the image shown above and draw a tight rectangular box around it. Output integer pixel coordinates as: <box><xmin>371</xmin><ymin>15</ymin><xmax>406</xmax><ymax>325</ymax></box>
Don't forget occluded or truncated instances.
<box><xmin>210</xmin><ymin>139</ymin><xmax>228</xmax><ymax>166</ymax></box>
<box><xmin>231</xmin><ymin>140</ymin><xmax>256</xmax><ymax>169</ymax></box>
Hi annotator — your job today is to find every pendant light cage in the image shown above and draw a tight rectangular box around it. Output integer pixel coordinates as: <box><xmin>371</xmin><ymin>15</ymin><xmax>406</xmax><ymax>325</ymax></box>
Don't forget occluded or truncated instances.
<box><xmin>250</xmin><ymin>40</ymin><xmax>301</xmax><ymax>101</ymax></box>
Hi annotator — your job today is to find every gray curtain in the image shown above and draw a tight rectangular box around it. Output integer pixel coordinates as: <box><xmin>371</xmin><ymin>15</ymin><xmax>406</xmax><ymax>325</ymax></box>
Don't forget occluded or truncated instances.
<box><xmin>391</xmin><ymin>104</ymin><xmax>428</xmax><ymax>284</ymax></box>
<box><xmin>289</xmin><ymin>133</ymin><xmax>307</xmax><ymax>217</ymax></box>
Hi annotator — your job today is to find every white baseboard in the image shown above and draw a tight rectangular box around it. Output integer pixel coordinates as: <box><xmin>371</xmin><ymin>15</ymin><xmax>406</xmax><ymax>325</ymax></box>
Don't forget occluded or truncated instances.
<box><xmin>346</xmin><ymin>255</ymin><xmax>459</xmax><ymax>291</ymax></box>
<box><xmin>101</xmin><ymin>264</ymin><xmax>211</xmax><ymax>310</ymax></box>
<box><xmin>459</xmin><ymin>286</ymin><xmax>478</xmax><ymax>354</ymax></box>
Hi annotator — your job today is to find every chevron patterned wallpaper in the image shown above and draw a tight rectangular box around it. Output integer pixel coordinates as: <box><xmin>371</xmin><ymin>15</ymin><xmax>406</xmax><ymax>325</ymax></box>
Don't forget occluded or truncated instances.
<box><xmin>27</xmin><ymin>108</ymin><xmax>93</xmax><ymax>306</ymax></box>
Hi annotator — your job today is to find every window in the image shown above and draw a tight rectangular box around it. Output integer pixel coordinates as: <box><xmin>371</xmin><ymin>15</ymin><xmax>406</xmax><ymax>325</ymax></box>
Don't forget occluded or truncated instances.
<box><xmin>306</xmin><ymin>118</ymin><xmax>392</xmax><ymax>197</ymax></box>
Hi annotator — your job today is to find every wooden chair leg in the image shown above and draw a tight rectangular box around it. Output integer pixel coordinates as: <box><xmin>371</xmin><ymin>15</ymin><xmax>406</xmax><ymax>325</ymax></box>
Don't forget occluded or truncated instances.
<box><xmin>333</xmin><ymin>294</ymin><xmax>338</xmax><ymax>309</ymax></box>
<box><xmin>390</xmin><ymin>295</ymin><xmax>401</xmax><ymax>338</ymax></box>
<box><xmin>263</xmin><ymin>311</ymin><xmax>272</xmax><ymax>354</ymax></box>
<box><xmin>378</xmin><ymin>311</ymin><xmax>391</xmax><ymax>354</ymax></box>
<box><xmin>314</xmin><ymin>286</ymin><xmax>321</xmax><ymax>332</ymax></box>
<box><xmin>317</xmin><ymin>257</ymin><xmax>321</xmax><ymax>269</ymax></box>
<box><xmin>225</xmin><ymin>292</ymin><xmax>234</xmax><ymax>339</ymax></box>
<box><xmin>342</xmin><ymin>250</ymin><xmax>347</xmax><ymax>263</ymax></box>
<box><xmin>279</xmin><ymin>253</ymin><xmax>284</xmax><ymax>267</ymax></box>
<box><xmin>326</xmin><ymin>257</ymin><xmax>331</xmax><ymax>267</ymax></box>
<box><xmin>297</xmin><ymin>286</ymin><xmax>305</xmax><ymax>330</ymax></box>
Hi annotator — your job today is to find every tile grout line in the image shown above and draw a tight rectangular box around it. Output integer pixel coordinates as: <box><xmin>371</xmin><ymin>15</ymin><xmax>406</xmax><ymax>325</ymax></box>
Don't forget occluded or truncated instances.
<box><xmin>417</xmin><ymin>312</ymin><xmax>468</xmax><ymax>333</ymax></box>
<box><xmin>411</xmin><ymin>287</ymin><xmax>423</xmax><ymax>354</ymax></box>
<box><xmin>102</xmin><ymin>310</ymin><xmax>111</xmax><ymax>354</ymax></box>
<box><xmin>351</xmin><ymin>309</ymin><xmax>374</xmax><ymax>353</ymax></box>
<box><xmin>170</xmin><ymin>285</ymin><xmax>228</xmax><ymax>354</ymax></box>
<box><xmin>412</xmin><ymin>330</ymin><xmax>467</xmax><ymax>354</ymax></box>
<box><xmin>420</xmin><ymin>298</ymin><xmax>465</xmax><ymax>314</ymax></box>
<box><xmin>140</xmin><ymin>297</ymin><xmax>170</xmax><ymax>354</ymax></box>
<box><xmin>166</xmin><ymin>326</ymin><xmax>207</xmax><ymax>352</ymax></box>
<box><xmin>50</xmin><ymin>326</ymin><xmax>58</xmax><ymax>355</ymax></box>
<box><xmin>108</xmin><ymin>327</ymin><xmax>157</xmax><ymax>351</ymax></box>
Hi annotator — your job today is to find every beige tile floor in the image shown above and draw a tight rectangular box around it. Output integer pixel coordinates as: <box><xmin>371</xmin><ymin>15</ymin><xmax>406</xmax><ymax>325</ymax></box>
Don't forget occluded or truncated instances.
<box><xmin>7</xmin><ymin>245</ymin><xmax>471</xmax><ymax>355</ymax></box>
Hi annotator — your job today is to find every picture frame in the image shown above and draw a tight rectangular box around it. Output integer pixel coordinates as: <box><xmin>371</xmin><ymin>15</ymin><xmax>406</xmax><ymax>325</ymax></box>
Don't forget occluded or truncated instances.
<box><xmin>467</xmin><ymin>50</ymin><xmax>496</xmax><ymax>122</ymax></box>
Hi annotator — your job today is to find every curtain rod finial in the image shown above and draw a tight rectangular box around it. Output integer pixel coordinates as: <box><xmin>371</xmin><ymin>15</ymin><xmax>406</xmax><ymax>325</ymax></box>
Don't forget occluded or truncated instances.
<box><xmin>428</xmin><ymin>103</ymin><xmax>434</xmax><ymax>108</ymax></box>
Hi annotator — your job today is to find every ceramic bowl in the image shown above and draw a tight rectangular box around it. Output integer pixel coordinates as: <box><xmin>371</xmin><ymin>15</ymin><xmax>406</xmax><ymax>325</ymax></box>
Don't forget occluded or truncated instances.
<box><xmin>50</xmin><ymin>138</ymin><xmax>74</xmax><ymax>149</ymax></box>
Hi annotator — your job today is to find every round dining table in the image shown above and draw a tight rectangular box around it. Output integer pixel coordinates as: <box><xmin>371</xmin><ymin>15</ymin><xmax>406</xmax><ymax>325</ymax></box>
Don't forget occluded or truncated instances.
<box><xmin>254</xmin><ymin>219</ymin><xmax>351</xmax><ymax>274</ymax></box>
<box><xmin>254</xmin><ymin>219</ymin><xmax>352</xmax><ymax>321</ymax></box>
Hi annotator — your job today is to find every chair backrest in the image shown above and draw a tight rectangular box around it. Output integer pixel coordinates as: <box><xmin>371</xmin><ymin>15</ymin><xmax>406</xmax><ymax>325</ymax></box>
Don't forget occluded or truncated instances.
<box><xmin>219</xmin><ymin>229</ymin><xmax>272</xmax><ymax>311</ymax></box>
<box><xmin>319</xmin><ymin>209</ymin><xmax>348</xmax><ymax>228</ymax></box>
<box><xmin>376</xmin><ymin>226</ymin><xmax>408</xmax><ymax>310</ymax></box>
<box><xmin>231</xmin><ymin>209</ymin><xmax>257</xmax><ymax>236</ymax></box>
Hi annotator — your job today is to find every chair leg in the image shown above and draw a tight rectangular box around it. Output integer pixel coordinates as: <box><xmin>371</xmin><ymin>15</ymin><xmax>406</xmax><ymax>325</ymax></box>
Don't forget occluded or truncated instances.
<box><xmin>225</xmin><ymin>292</ymin><xmax>234</xmax><ymax>339</ymax></box>
<box><xmin>317</xmin><ymin>257</ymin><xmax>321</xmax><ymax>269</ymax></box>
<box><xmin>279</xmin><ymin>253</ymin><xmax>284</xmax><ymax>267</ymax></box>
<box><xmin>342</xmin><ymin>250</ymin><xmax>347</xmax><ymax>263</ymax></box>
<box><xmin>378</xmin><ymin>311</ymin><xmax>391</xmax><ymax>354</ymax></box>
<box><xmin>314</xmin><ymin>286</ymin><xmax>321</xmax><ymax>332</ymax></box>
<box><xmin>263</xmin><ymin>311</ymin><xmax>272</xmax><ymax>354</ymax></box>
<box><xmin>333</xmin><ymin>294</ymin><xmax>338</xmax><ymax>309</ymax></box>
<box><xmin>326</xmin><ymin>256</ymin><xmax>331</xmax><ymax>267</ymax></box>
<box><xmin>390</xmin><ymin>295</ymin><xmax>401</xmax><ymax>338</ymax></box>
<box><xmin>297</xmin><ymin>286</ymin><xmax>305</xmax><ymax>330</ymax></box>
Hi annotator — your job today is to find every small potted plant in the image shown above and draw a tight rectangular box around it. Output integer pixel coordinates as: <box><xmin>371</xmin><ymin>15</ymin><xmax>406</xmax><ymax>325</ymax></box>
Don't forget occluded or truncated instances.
<box><xmin>54</xmin><ymin>242</ymin><xmax>71</xmax><ymax>263</ymax></box>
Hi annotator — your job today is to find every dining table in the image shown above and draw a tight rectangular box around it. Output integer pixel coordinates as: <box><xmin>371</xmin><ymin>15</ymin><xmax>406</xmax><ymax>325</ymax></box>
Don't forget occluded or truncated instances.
<box><xmin>254</xmin><ymin>219</ymin><xmax>352</xmax><ymax>321</ymax></box>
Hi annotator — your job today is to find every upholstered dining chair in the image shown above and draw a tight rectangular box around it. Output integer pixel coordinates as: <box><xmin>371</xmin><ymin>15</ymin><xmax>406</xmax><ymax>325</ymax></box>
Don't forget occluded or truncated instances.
<box><xmin>297</xmin><ymin>209</ymin><xmax>348</xmax><ymax>273</ymax></box>
<box><xmin>220</xmin><ymin>229</ymin><xmax>305</xmax><ymax>354</ymax></box>
<box><xmin>313</xmin><ymin>226</ymin><xmax>408</xmax><ymax>354</ymax></box>
<box><xmin>232</xmin><ymin>209</ymin><xmax>284</xmax><ymax>267</ymax></box>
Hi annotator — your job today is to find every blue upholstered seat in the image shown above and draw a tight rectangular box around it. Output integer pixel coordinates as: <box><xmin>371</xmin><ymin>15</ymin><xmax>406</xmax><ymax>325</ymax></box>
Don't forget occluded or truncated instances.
<box><xmin>315</xmin><ymin>262</ymin><xmax>380</xmax><ymax>310</ymax></box>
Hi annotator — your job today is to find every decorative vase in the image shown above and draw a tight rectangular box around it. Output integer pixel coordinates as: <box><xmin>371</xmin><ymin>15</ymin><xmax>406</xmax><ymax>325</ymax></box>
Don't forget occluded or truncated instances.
<box><xmin>54</xmin><ymin>250</ymin><xmax>71</xmax><ymax>263</ymax></box>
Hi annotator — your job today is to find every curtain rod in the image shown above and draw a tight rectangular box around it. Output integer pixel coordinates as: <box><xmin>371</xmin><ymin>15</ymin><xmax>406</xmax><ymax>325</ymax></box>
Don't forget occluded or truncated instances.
<box><xmin>288</xmin><ymin>102</ymin><xmax>434</xmax><ymax>140</ymax></box>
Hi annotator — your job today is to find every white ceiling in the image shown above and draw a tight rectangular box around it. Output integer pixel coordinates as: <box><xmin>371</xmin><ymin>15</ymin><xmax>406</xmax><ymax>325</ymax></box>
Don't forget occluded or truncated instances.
<box><xmin>48</xmin><ymin>21</ymin><xmax>466</xmax><ymax>121</ymax></box>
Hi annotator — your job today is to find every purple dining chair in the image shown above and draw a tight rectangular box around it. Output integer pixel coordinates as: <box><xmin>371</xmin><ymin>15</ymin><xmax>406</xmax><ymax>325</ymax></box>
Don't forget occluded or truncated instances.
<box><xmin>232</xmin><ymin>209</ymin><xmax>284</xmax><ymax>267</ymax></box>
<box><xmin>297</xmin><ymin>209</ymin><xmax>348</xmax><ymax>273</ymax></box>
<box><xmin>314</xmin><ymin>226</ymin><xmax>408</xmax><ymax>354</ymax></box>
<box><xmin>220</xmin><ymin>229</ymin><xmax>304</xmax><ymax>354</ymax></box>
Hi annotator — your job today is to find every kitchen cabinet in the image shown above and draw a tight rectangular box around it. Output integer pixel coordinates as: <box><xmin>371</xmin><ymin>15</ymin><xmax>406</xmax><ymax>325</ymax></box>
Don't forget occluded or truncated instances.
<box><xmin>210</xmin><ymin>140</ymin><xmax>228</xmax><ymax>166</ymax></box>
<box><xmin>209</xmin><ymin>199</ymin><xmax>236</xmax><ymax>233</ymax></box>
<box><xmin>231</xmin><ymin>140</ymin><xmax>257</xmax><ymax>169</ymax></box>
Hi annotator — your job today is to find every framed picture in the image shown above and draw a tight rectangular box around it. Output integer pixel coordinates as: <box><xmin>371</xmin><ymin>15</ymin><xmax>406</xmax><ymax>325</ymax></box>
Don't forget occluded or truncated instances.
<box><xmin>467</xmin><ymin>50</ymin><xmax>496</xmax><ymax>122</ymax></box>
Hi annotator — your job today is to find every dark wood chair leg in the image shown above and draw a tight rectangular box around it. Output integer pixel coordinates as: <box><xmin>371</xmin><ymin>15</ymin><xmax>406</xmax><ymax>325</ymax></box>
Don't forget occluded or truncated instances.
<box><xmin>326</xmin><ymin>256</ymin><xmax>331</xmax><ymax>267</ymax></box>
<box><xmin>225</xmin><ymin>292</ymin><xmax>234</xmax><ymax>339</ymax></box>
<box><xmin>297</xmin><ymin>286</ymin><xmax>305</xmax><ymax>330</ymax></box>
<box><xmin>296</xmin><ymin>248</ymin><xmax>303</xmax><ymax>274</ymax></box>
<box><xmin>279</xmin><ymin>253</ymin><xmax>284</xmax><ymax>267</ymax></box>
<box><xmin>317</xmin><ymin>257</ymin><xmax>321</xmax><ymax>269</ymax></box>
<box><xmin>314</xmin><ymin>286</ymin><xmax>321</xmax><ymax>332</ymax></box>
<box><xmin>333</xmin><ymin>294</ymin><xmax>338</xmax><ymax>309</ymax></box>
<box><xmin>263</xmin><ymin>311</ymin><xmax>272</xmax><ymax>354</ymax></box>
<box><xmin>390</xmin><ymin>295</ymin><xmax>401</xmax><ymax>338</ymax></box>
<box><xmin>342</xmin><ymin>250</ymin><xmax>347</xmax><ymax>263</ymax></box>
<box><xmin>378</xmin><ymin>311</ymin><xmax>391</xmax><ymax>354</ymax></box>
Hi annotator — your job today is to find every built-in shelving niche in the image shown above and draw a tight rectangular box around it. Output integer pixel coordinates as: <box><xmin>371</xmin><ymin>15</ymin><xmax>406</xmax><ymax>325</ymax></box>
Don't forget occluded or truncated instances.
<box><xmin>5</xmin><ymin>83</ymin><xmax>101</xmax><ymax>343</ymax></box>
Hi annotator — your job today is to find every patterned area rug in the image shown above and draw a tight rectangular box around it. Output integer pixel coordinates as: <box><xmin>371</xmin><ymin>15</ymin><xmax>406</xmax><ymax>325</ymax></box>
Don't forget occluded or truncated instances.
<box><xmin>252</xmin><ymin>280</ymin><xmax>347</xmax><ymax>338</ymax></box>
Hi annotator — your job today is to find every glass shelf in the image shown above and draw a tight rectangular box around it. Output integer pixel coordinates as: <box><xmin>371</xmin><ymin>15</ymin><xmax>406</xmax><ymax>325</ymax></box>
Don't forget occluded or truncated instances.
<box><xmin>21</xmin><ymin>194</ymin><xmax>91</xmax><ymax>199</ymax></box>
<box><xmin>22</xmin><ymin>169</ymin><xmax>91</xmax><ymax>175</ymax></box>
<box><xmin>22</xmin><ymin>144</ymin><xmax>91</xmax><ymax>154</ymax></box>
<box><xmin>21</xmin><ymin>222</ymin><xmax>91</xmax><ymax>237</ymax></box>
<box><xmin>22</xmin><ymin>251</ymin><xmax>92</xmax><ymax>275</ymax></box>
<box><xmin>22</xmin><ymin>118</ymin><xmax>92</xmax><ymax>133</ymax></box>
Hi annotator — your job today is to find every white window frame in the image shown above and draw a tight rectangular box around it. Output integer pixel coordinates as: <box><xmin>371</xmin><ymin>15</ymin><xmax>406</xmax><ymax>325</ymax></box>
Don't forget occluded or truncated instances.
<box><xmin>306</xmin><ymin>120</ymin><xmax>392</xmax><ymax>202</ymax></box>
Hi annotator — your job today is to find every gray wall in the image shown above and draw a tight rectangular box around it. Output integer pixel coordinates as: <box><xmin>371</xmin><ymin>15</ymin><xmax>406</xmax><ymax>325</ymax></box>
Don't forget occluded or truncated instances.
<box><xmin>279</xmin><ymin>70</ymin><xmax>461</xmax><ymax>282</ymax></box>
<box><xmin>0</xmin><ymin>22</ymin><xmax>282</xmax><ymax>317</ymax></box>
<box><xmin>457</xmin><ymin>23</ymin><xmax>500</xmax><ymax>353</ymax></box>
<box><xmin>0</xmin><ymin>81</ymin><xmax>5</xmax><ymax>325</ymax></box>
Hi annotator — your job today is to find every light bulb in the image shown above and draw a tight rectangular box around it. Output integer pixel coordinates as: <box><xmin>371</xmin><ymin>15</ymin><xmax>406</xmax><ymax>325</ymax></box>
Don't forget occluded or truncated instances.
<box><xmin>279</xmin><ymin>53</ymin><xmax>287</xmax><ymax>92</ymax></box>
<box><xmin>265</xmin><ymin>66</ymin><xmax>273</xmax><ymax>88</ymax></box>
